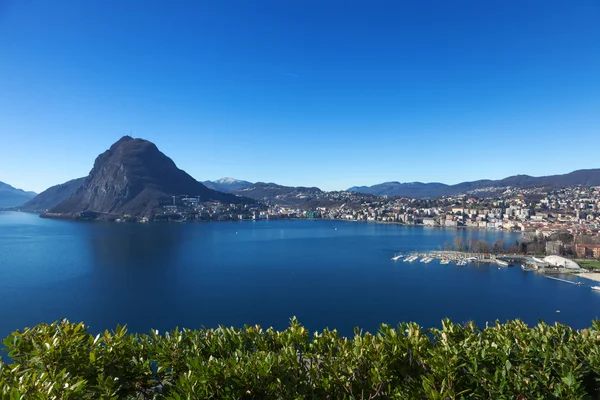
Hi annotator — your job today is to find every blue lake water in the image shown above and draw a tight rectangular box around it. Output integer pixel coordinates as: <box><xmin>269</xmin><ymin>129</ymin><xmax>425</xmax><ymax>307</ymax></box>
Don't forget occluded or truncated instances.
<box><xmin>1</xmin><ymin>211</ymin><xmax>599</xmax><ymax>340</ymax></box>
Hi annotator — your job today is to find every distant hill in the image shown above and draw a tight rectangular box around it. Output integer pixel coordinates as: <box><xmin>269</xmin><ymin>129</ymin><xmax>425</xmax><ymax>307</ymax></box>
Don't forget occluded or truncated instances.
<box><xmin>348</xmin><ymin>169</ymin><xmax>600</xmax><ymax>198</ymax></box>
<box><xmin>49</xmin><ymin>136</ymin><xmax>249</xmax><ymax>218</ymax></box>
<box><xmin>203</xmin><ymin>177</ymin><xmax>253</xmax><ymax>193</ymax></box>
<box><xmin>347</xmin><ymin>182</ymin><xmax>448</xmax><ymax>198</ymax></box>
<box><xmin>0</xmin><ymin>181</ymin><xmax>36</xmax><ymax>208</ymax></box>
<box><xmin>235</xmin><ymin>182</ymin><xmax>324</xmax><ymax>205</ymax></box>
<box><xmin>19</xmin><ymin>177</ymin><xmax>85</xmax><ymax>212</ymax></box>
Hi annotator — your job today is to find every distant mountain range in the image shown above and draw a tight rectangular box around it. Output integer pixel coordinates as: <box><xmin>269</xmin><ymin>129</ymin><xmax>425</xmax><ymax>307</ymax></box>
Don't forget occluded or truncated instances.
<box><xmin>202</xmin><ymin>177</ymin><xmax>253</xmax><ymax>193</ymax></box>
<box><xmin>10</xmin><ymin>153</ymin><xmax>600</xmax><ymax>215</ymax></box>
<box><xmin>202</xmin><ymin>179</ymin><xmax>338</xmax><ymax>206</ymax></box>
<box><xmin>19</xmin><ymin>177</ymin><xmax>86</xmax><ymax>212</ymax></box>
<box><xmin>348</xmin><ymin>182</ymin><xmax>448</xmax><ymax>198</ymax></box>
<box><xmin>348</xmin><ymin>169</ymin><xmax>600</xmax><ymax>198</ymax></box>
<box><xmin>235</xmin><ymin>182</ymin><xmax>323</xmax><ymax>204</ymax></box>
<box><xmin>0</xmin><ymin>181</ymin><xmax>36</xmax><ymax>208</ymax></box>
<box><xmin>43</xmin><ymin>136</ymin><xmax>250</xmax><ymax>219</ymax></box>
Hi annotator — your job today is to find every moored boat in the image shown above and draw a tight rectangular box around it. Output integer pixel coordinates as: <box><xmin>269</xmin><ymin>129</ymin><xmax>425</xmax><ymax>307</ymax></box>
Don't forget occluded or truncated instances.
<box><xmin>496</xmin><ymin>259</ymin><xmax>509</xmax><ymax>267</ymax></box>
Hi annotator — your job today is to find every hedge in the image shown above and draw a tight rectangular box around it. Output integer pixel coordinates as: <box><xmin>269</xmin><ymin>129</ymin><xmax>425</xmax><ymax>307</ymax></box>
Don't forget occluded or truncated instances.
<box><xmin>1</xmin><ymin>318</ymin><xmax>600</xmax><ymax>399</ymax></box>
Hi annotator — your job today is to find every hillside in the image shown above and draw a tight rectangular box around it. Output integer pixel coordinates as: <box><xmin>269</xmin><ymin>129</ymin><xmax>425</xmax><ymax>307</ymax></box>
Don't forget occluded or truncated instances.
<box><xmin>202</xmin><ymin>177</ymin><xmax>253</xmax><ymax>193</ymax></box>
<box><xmin>348</xmin><ymin>181</ymin><xmax>448</xmax><ymax>198</ymax></box>
<box><xmin>235</xmin><ymin>182</ymin><xmax>324</xmax><ymax>205</ymax></box>
<box><xmin>19</xmin><ymin>177</ymin><xmax>85</xmax><ymax>212</ymax></box>
<box><xmin>349</xmin><ymin>168</ymin><xmax>600</xmax><ymax>198</ymax></box>
<box><xmin>49</xmin><ymin>136</ymin><xmax>248</xmax><ymax>218</ymax></box>
<box><xmin>0</xmin><ymin>181</ymin><xmax>36</xmax><ymax>208</ymax></box>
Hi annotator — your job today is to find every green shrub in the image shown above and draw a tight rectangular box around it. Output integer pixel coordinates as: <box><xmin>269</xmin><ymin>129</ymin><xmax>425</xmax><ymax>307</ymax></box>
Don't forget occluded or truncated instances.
<box><xmin>1</xmin><ymin>318</ymin><xmax>600</xmax><ymax>399</ymax></box>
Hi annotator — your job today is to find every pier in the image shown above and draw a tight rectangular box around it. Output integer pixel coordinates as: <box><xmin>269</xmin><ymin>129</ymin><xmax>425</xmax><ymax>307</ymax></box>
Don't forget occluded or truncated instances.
<box><xmin>544</xmin><ymin>275</ymin><xmax>584</xmax><ymax>286</ymax></box>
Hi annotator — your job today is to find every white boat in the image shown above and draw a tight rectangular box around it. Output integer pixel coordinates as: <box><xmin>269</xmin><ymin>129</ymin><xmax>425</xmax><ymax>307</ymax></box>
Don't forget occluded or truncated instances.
<box><xmin>391</xmin><ymin>254</ymin><xmax>403</xmax><ymax>261</ymax></box>
<box><xmin>423</xmin><ymin>258</ymin><xmax>433</xmax><ymax>263</ymax></box>
<box><xmin>440</xmin><ymin>259</ymin><xmax>450</xmax><ymax>265</ymax></box>
<box><xmin>496</xmin><ymin>259</ymin><xmax>509</xmax><ymax>267</ymax></box>
<box><xmin>592</xmin><ymin>286</ymin><xmax>600</xmax><ymax>292</ymax></box>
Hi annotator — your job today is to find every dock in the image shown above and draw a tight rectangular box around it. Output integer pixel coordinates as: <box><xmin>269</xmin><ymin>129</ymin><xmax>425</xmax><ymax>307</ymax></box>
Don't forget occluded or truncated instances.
<box><xmin>544</xmin><ymin>275</ymin><xmax>584</xmax><ymax>286</ymax></box>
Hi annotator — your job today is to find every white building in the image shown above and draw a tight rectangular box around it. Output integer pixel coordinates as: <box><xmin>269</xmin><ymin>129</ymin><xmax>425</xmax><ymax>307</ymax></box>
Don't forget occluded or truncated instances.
<box><xmin>543</xmin><ymin>256</ymin><xmax>581</xmax><ymax>270</ymax></box>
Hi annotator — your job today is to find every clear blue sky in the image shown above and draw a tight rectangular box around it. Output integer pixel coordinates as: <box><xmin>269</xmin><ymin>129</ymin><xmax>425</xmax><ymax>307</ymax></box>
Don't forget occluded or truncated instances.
<box><xmin>1</xmin><ymin>0</ymin><xmax>599</xmax><ymax>193</ymax></box>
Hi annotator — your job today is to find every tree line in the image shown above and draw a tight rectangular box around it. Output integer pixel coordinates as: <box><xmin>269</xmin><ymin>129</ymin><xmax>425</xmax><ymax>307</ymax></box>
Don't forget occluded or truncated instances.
<box><xmin>442</xmin><ymin>231</ymin><xmax>596</xmax><ymax>256</ymax></box>
<box><xmin>442</xmin><ymin>236</ymin><xmax>523</xmax><ymax>254</ymax></box>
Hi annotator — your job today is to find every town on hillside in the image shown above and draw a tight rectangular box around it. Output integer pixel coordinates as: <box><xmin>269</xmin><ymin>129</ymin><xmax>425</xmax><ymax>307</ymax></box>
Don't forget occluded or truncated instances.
<box><xmin>157</xmin><ymin>185</ymin><xmax>600</xmax><ymax>265</ymax></box>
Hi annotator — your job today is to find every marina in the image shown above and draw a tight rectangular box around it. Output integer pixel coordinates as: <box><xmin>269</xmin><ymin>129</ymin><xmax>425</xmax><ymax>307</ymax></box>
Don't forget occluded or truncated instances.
<box><xmin>393</xmin><ymin>250</ymin><xmax>504</xmax><ymax>266</ymax></box>
<box><xmin>390</xmin><ymin>251</ymin><xmax>598</xmax><ymax>288</ymax></box>
<box><xmin>389</xmin><ymin>250</ymin><xmax>586</xmax><ymax>275</ymax></box>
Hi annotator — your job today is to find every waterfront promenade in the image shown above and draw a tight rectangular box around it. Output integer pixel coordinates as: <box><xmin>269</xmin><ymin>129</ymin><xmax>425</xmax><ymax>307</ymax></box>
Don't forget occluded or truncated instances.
<box><xmin>575</xmin><ymin>272</ymin><xmax>600</xmax><ymax>283</ymax></box>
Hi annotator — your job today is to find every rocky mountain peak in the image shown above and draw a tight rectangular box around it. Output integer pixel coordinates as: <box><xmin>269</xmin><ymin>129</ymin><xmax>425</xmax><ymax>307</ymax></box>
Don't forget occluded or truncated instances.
<box><xmin>50</xmin><ymin>137</ymin><xmax>246</xmax><ymax>218</ymax></box>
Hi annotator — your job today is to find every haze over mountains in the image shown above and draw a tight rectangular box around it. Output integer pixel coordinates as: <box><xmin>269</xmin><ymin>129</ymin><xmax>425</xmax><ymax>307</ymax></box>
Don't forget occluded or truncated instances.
<box><xmin>348</xmin><ymin>169</ymin><xmax>600</xmax><ymax>198</ymax></box>
<box><xmin>19</xmin><ymin>178</ymin><xmax>86</xmax><ymax>213</ymax></box>
<box><xmin>0</xmin><ymin>182</ymin><xmax>36</xmax><ymax>208</ymax></box>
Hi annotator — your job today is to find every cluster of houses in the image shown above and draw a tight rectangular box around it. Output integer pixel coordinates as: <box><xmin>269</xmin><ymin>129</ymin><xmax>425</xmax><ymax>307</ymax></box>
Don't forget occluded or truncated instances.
<box><xmin>159</xmin><ymin>186</ymin><xmax>600</xmax><ymax>260</ymax></box>
<box><xmin>265</xmin><ymin>186</ymin><xmax>600</xmax><ymax>252</ymax></box>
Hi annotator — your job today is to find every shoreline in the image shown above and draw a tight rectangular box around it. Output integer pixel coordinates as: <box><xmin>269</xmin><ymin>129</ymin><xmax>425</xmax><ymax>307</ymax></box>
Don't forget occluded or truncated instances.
<box><xmin>5</xmin><ymin>210</ymin><xmax>523</xmax><ymax>235</ymax></box>
<box><xmin>321</xmin><ymin>217</ymin><xmax>523</xmax><ymax>234</ymax></box>
<box><xmin>572</xmin><ymin>272</ymin><xmax>600</xmax><ymax>283</ymax></box>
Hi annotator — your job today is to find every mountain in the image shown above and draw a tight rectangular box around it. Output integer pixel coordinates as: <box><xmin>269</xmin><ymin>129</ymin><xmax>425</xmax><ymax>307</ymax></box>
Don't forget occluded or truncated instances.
<box><xmin>49</xmin><ymin>136</ymin><xmax>248</xmax><ymax>218</ymax></box>
<box><xmin>0</xmin><ymin>181</ymin><xmax>36</xmax><ymax>208</ymax></box>
<box><xmin>348</xmin><ymin>169</ymin><xmax>600</xmax><ymax>198</ymax></box>
<box><xmin>19</xmin><ymin>177</ymin><xmax>86</xmax><ymax>212</ymax></box>
<box><xmin>347</xmin><ymin>182</ymin><xmax>448</xmax><ymax>198</ymax></box>
<box><xmin>235</xmin><ymin>182</ymin><xmax>324</xmax><ymax>205</ymax></box>
<box><xmin>202</xmin><ymin>177</ymin><xmax>253</xmax><ymax>193</ymax></box>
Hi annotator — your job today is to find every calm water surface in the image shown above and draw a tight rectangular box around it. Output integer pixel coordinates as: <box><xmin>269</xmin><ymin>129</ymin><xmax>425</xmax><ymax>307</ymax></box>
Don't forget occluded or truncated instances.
<box><xmin>1</xmin><ymin>211</ymin><xmax>599</xmax><ymax>339</ymax></box>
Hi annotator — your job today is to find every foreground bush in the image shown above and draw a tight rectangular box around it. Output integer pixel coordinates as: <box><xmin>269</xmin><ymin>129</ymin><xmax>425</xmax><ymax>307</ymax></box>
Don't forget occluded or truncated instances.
<box><xmin>1</xmin><ymin>318</ymin><xmax>600</xmax><ymax>399</ymax></box>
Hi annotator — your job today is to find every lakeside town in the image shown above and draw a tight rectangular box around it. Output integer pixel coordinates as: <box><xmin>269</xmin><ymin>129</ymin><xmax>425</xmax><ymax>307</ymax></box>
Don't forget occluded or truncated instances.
<box><xmin>166</xmin><ymin>185</ymin><xmax>600</xmax><ymax>237</ymax></box>
<box><xmin>159</xmin><ymin>185</ymin><xmax>600</xmax><ymax>274</ymax></box>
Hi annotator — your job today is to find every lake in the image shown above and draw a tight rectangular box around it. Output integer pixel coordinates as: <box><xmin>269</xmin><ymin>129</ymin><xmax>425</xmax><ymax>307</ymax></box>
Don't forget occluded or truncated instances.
<box><xmin>1</xmin><ymin>211</ymin><xmax>599</xmax><ymax>340</ymax></box>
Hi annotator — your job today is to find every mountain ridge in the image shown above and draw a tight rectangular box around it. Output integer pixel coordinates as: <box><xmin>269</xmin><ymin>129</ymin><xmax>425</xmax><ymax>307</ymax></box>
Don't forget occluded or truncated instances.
<box><xmin>10</xmin><ymin>165</ymin><xmax>600</xmax><ymax>213</ymax></box>
<box><xmin>347</xmin><ymin>169</ymin><xmax>600</xmax><ymax>198</ymax></box>
<box><xmin>19</xmin><ymin>177</ymin><xmax>86</xmax><ymax>212</ymax></box>
<box><xmin>202</xmin><ymin>177</ymin><xmax>253</xmax><ymax>193</ymax></box>
<box><xmin>0</xmin><ymin>181</ymin><xmax>37</xmax><ymax>208</ymax></box>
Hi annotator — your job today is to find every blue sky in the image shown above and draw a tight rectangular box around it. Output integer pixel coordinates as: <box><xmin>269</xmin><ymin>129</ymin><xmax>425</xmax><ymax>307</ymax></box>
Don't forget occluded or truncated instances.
<box><xmin>1</xmin><ymin>0</ymin><xmax>599</xmax><ymax>193</ymax></box>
